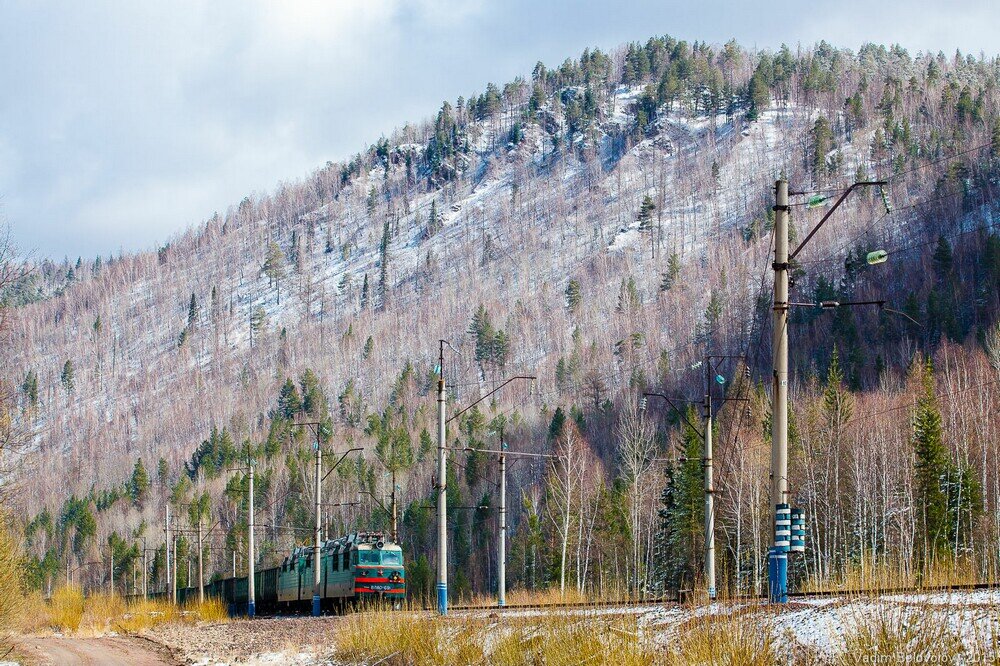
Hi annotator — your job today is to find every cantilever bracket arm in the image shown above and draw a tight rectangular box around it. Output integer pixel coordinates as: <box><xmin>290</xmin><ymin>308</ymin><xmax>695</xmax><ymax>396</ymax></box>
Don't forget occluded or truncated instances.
<box><xmin>642</xmin><ymin>392</ymin><xmax>703</xmax><ymax>439</ymax></box>
<box><xmin>788</xmin><ymin>181</ymin><xmax>887</xmax><ymax>261</ymax></box>
<box><xmin>322</xmin><ymin>447</ymin><xmax>363</xmax><ymax>482</ymax></box>
<box><xmin>446</xmin><ymin>375</ymin><xmax>536</xmax><ymax>424</ymax></box>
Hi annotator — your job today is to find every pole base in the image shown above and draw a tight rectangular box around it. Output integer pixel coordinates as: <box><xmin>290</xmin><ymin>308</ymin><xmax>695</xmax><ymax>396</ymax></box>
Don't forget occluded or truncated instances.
<box><xmin>248</xmin><ymin>600</ymin><xmax>256</xmax><ymax>618</ymax></box>
<box><xmin>436</xmin><ymin>583</ymin><xmax>448</xmax><ymax>616</ymax></box>
<box><xmin>767</xmin><ymin>548</ymin><xmax>788</xmax><ymax>603</ymax></box>
<box><xmin>312</xmin><ymin>595</ymin><xmax>321</xmax><ymax>617</ymax></box>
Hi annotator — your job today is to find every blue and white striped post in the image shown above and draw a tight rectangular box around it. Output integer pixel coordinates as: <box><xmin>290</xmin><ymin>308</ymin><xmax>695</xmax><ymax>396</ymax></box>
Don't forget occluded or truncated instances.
<box><xmin>770</xmin><ymin>503</ymin><xmax>791</xmax><ymax>603</ymax></box>
<box><xmin>790</xmin><ymin>508</ymin><xmax>806</xmax><ymax>553</ymax></box>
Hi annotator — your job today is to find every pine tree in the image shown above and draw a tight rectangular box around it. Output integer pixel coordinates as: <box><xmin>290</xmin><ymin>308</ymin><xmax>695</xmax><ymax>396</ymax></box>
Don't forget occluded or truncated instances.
<box><xmin>426</xmin><ymin>200</ymin><xmax>442</xmax><ymax>238</ymax></box>
<box><xmin>128</xmin><ymin>458</ymin><xmax>150</xmax><ymax>505</ymax></box>
<box><xmin>703</xmin><ymin>289</ymin><xmax>723</xmax><ymax>334</ymax></box>
<box><xmin>60</xmin><ymin>360</ymin><xmax>75</xmax><ymax>393</ymax></box>
<box><xmin>187</xmin><ymin>293</ymin><xmax>198</xmax><ymax>327</ymax></box>
<box><xmin>360</xmin><ymin>274</ymin><xmax>370</xmax><ymax>309</ymax></box>
<box><xmin>911</xmin><ymin>359</ymin><xmax>949</xmax><ymax>569</ymax></box>
<box><xmin>277</xmin><ymin>378</ymin><xmax>302</xmax><ymax>419</ymax></box>
<box><xmin>262</xmin><ymin>242</ymin><xmax>285</xmax><ymax>305</ymax></box>
<box><xmin>660</xmin><ymin>253</ymin><xmax>681</xmax><ymax>291</ymax></box>
<box><xmin>22</xmin><ymin>370</ymin><xmax>38</xmax><ymax>408</ymax></box>
<box><xmin>378</xmin><ymin>219</ymin><xmax>391</xmax><ymax>307</ymax></box>
<box><xmin>812</xmin><ymin>116</ymin><xmax>833</xmax><ymax>178</ymax></box>
<box><xmin>565</xmin><ymin>279</ymin><xmax>582</xmax><ymax>313</ymax></box>
<box><xmin>637</xmin><ymin>195</ymin><xmax>656</xmax><ymax>231</ymax></box>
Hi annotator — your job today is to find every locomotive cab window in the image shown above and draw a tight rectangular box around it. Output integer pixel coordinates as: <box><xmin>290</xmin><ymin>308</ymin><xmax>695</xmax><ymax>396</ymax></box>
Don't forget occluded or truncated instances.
<box><xmin>381</xmin><ymin>550</ymin><xmax>402</xmax><ymax>566</ymax></box>
<box><xmin>359</xmin><ymin>549</ymin><xmax>379</xmax><ymax>565</ymax></box>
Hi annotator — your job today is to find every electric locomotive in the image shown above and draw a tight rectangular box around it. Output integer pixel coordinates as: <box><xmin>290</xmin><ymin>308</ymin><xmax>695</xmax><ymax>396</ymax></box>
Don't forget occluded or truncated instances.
<box><xmin>171</xmin><ymin>531</ymin><xmax>405</xmax><ymax>615</ymax></box>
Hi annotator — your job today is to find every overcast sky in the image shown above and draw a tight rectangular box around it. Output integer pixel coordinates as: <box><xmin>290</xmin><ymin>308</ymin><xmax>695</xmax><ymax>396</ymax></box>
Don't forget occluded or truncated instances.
<box><xmin>1</xmin><ymin>0</ymin><xmax>997</xmax><ymax>259</ymax></box>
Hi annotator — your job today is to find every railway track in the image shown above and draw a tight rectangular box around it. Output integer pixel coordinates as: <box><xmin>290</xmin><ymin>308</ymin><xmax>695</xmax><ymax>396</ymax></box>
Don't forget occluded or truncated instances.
<box><xmin>430</xmin><ymin>581</ymin><xmax>999</xmax><ymax>614</ymax></box>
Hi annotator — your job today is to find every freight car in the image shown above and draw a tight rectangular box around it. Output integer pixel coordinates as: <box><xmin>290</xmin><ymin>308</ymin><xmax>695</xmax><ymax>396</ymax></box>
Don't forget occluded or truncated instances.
<box><xmin>166</xmin><ymin>531</ymin><xmax>405</xmax><ymax>615</ymax></box>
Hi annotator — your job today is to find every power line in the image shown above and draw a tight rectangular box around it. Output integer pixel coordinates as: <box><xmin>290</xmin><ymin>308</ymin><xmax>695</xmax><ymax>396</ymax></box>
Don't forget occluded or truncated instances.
<box><xmin>796</xmin><ymin>189</ymin><xmax>962</xmax><ymax>267</ymax></box>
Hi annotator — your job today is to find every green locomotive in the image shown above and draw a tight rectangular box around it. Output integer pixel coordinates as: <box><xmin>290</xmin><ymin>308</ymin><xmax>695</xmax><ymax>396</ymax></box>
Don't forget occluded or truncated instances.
<box><xmin>171</xmin><ymin>531</ymin><xmax>405</xmax><ymax>615</ymax></box>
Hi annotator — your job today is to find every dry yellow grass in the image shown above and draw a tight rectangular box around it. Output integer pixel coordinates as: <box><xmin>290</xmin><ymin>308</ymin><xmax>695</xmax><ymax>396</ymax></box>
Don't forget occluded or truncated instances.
<box><xmin>491</xmin><ymin>614</ymin><xmax>658</xmax><ymax>666</ymax></box>
<box><xmin>183</xmin><ymin>597</ymin><xmax>229</xmax><ymax>623</ymax></box>
<box><xmin>667</xmin><ymin>608</ymin><xmax>775</xmax><ymax>666</ymax></box>
<box><xmin>801</xmin><ymin>557</ymin><xmax>982</xmax><ymax>595</ymax></box>
<box><xmin>19</xmin><ymin>587</ymin><xmax>226</xmax><ymax>636</ymax></box>
<box><xmin>836</xmin><ymin>600</ymin><xmax>968</xmax><ymax>665</ymax></box>
<box><xmin>336</xmin><ymin>608</ymin><xmax>660</xmax><ymax>665</ymax></box>
<box><xmin>46</xmin><ymin>585</ymin><xmax>85</xmax><ymax>633</ymax></box>
<box><xmin>335</xmin><ymin>608</ymin><xmax>484</xmax><ymax>665</ymax></box>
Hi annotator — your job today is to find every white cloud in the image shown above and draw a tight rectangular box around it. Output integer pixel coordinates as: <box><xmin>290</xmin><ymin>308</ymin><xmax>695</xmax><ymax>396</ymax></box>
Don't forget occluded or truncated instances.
<box><xmin>0</xmin><ymin>0</ymin><xmax>997</xmax><ymax>258</ymax></box>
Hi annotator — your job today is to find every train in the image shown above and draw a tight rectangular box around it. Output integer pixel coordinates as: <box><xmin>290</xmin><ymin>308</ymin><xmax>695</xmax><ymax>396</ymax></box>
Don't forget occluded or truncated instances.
<box><xmin>162</xmin><ymin>531</ymin><xmax>405</xmax><ymax>615</ymax></box>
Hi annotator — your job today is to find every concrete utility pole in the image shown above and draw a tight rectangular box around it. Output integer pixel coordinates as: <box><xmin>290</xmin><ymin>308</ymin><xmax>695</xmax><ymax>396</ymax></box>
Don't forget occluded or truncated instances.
<box><xmin>248</xmin><ymin>458</ymin><xmax>256</xmax><ymax>617</ymax></box>
<box><xmin>436</xmin><ymin>338</ymin><xmax>535</xmax><ymax>616</ymax></box>
<box><xmin>498</xmin><ymin>443</ymin><xmax>507</xmax><ymax>608</ymax></box>
<box><xmin>436</xmin><ymin>340</ymin><xmax>448</xmax><ymax>616</ymax></box>
<box><xmin>390</xmin><ymin>469</ymin><xmax>398</xmax><ymax>543</ymax></box>
<box><xmin>767</xmin><ymin>178</ymin><xmax>886</xmax><ymax>603</ymax></box>
<box><xmin>172</xmin><ymin>535</ymin><xmax>178</xmax><ymax>603</ymax></box>
<box><xmin>703</xmin><ymin>361</ymin><xmax>716</xmax><ymax>601</ymax></box>
<box><xmin>770</xmin><ymin>178</ymin><xmax>790</xmax><ymax>604</ymax></box>
<box><xmin>165</xmin><ymin>505</ymin><xmax>171</xmax><ymax>601</ymax></box>
<box><xmin>197</xmin><ymin>514</ymin><xmax>204</xmax><ymax>604</ymax></box>
<box><xmin>313</xmin><ymin>439</ymin><xmax>322</xmax><ymax>617</ymax></box>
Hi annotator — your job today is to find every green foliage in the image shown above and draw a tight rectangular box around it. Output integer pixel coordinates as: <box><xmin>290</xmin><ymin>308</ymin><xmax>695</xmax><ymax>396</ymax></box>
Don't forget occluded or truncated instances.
<box><xmin>277</xmin><ymin>378</ymin><xmax>302</xmax><ymax>419</ymax></box>
<box><xmin>468</xmin><ymin>305</ymin><xmax>510</xmax><ymax>373</ymax></box>
<box><xmin>338</xmin><ymin>378</ymin><xmax>364</xmax><ymax>427</ymax></box>
<box><xmin>185</xmin><ymin>427</ymin><xmax>238</xmax><ymax>480</ymax></box>
<box><xmin>660</xmin><ymin>253</ymin><xmax>681</xmax><ymax>292</ymax></box>
<box><xmin>652</xmin><ymin>408</ymin><xmax>703</xmax><ymax>592</ymax></box>
<box><xmin>565</xmin><ymin>279</ymin><xmax>582</xmax><ymax>313</ymax></box>
<box><xmin>911</xmin><ymin>359</ymin><xmax>949</xmax><ymax>567</ymax></box>
<box><xmin>59</xmin><ymin>496</ymin><xmax>97</xmax><ymax>555</ymax></box>
<box><xmin>187</xmin><ymin>292</ymin><xmax>198</xmax><ymax>326</ymax></box>
<box><xmin>61</xmin><ymin>359</ymin><xmax>75</xmax><ymax>393</ymax></box>
<box><xmin>812</xmin><ymin>115</ymin><xmax>833</xmax><ymax>178</ymax></box>
<box><xmin>128</xmin><ymin>458</ymin><xmax>150</xmax><ymax>505</ymax></box>
<box><xmin>366</xmin><ymin>409</ymin><xmax>414</xmax><ymax>475</ymax></box>
<box><xmin>22</xmin><ymin>369</ymin><xmax>38</xmax><ymax>408</ymax></box>
<box><xmin>616</xmin><ymin>276</ymin><xmax>641</xmax><ymax>315</ymax></box>
<box><xmin>637</xmin><ymin>195</ymin><xmax>656</xmax><ymax>231</ymax></box>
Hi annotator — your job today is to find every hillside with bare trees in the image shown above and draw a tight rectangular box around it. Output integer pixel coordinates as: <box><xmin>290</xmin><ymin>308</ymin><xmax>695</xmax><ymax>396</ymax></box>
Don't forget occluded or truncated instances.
<box><xmin>5</xmin><ymin>36</ymin><xmax>1000</xmax><ymax>600</ymax></box>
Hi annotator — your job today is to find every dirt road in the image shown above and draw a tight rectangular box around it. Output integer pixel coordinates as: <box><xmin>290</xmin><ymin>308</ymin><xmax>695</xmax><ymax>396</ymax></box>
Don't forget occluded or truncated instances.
<box><xmin>14</xmin><ymin>635</ymin><xmax>176</xmax><ymax>665</ymax></box>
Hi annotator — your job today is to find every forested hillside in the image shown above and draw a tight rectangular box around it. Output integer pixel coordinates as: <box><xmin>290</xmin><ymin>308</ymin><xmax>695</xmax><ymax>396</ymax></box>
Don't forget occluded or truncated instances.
<box><xmin>5</xmin><ymin>36</ymin><xmax>1000</xmax><ymax>600</ymax></box>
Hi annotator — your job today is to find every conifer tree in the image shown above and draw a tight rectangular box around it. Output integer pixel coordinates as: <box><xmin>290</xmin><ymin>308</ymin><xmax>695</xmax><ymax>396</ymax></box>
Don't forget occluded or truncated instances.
<box><xmin>129</xmin><ymin>458</ymin><xmax>150</xmax><ymax>505</ymax></box>
<box><xmin>637</xmin><ymin>195</ymin><xmax>656</xmax><ymax>231</ymax></box>
<box><xmin>378</xmin><ymin>219</ymin><xmax>391</xmax><ymax>307</ymax></box>
<box><xmin>660</xmin><ymin>253</ymin><xmax>681</xmax><ymax>291</ymax></box>
<box><xmin>812</xmin><ymin>116</ymin><xmax>833</xmax><ymax>179</ymax></box>
<box><xmin>911</xmin><ymin>359</ymin><xmax>949</xmax><ymax>569</ymax></box>
<box><xmin>187</xmin><ymin>293</ymin><xmax>198</xmax><ymax>327</ymax></box>
<box><xmin>60</xmin><ymin>360</ymin><xmax>74</xmax><ymax>393</ymax></box>
<box><xmin>262</xmin><ymin>242</ymin><xmax>285</xmax><ymax>305</ymax></box>
<box><xmin>277</xmin><ymin>378</ymin><xmax>302</xmax><ymax>419</ymax></box>
<box><xmin>22</xmin><ymin>370</ymin><xmax>38</xmax><ymax>408</ymax></box>
<box><xmin>360</xmin><ymin>274</ymin><xmax>370</xmax><ymax>310</ymax></box>
<box><xmin>565</xmin><ymin>279</ymin><xmax>582</xmax><ymax>313</ymax></box>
